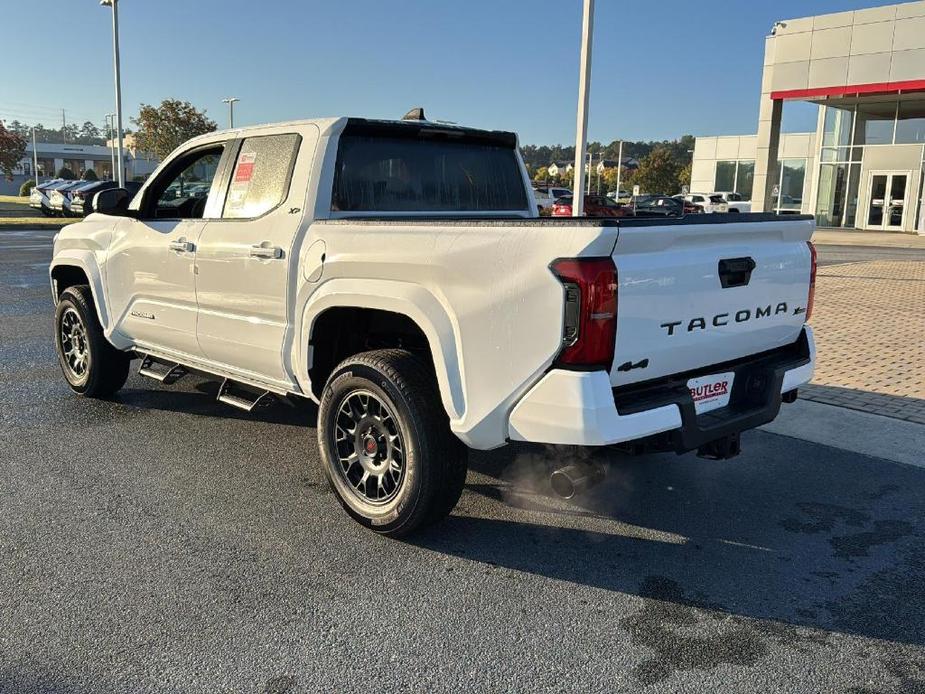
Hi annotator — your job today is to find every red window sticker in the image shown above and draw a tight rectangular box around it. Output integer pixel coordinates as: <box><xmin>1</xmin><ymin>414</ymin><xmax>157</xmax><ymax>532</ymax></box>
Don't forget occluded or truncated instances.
<box><xmin>234</xmin><ymin>152</ymin><xmax>257</xmax><ymax>182</ymax></box>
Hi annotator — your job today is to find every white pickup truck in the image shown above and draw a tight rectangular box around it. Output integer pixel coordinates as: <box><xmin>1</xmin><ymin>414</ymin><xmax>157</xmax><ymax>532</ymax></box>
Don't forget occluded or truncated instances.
<box><xmin>50</xmin><ymin>114</ymin><xmax>817</xmax><ymax>537</ymax></box>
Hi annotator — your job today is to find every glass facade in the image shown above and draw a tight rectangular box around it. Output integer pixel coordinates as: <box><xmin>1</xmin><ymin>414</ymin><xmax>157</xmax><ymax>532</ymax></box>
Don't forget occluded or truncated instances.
<box><xmin>854</xmin><ymin>102</ymin><xmax>897</xmax><ymax>145</ymax></box>
<box><xmin>896</xmin><ymin>102</ymin><xmax>925</xmax><ymax>145</ymax></box>
<box><xmin>815</xmin><ymin>101</ymin><xmax>925</xmax><ymax>229</ymax></box>
<box><xmin>735</xmin><ymin>161</ymin><xmax>754</xmax><ymax>201</ymax></box>
<box><xmin>816</xmin><ymin>163</ymin><xmax>850</xmax><ymax>226</ymax></box>
<box><xmin>713</xmin><ymin>160</ymin><xmax>754</xmax><ymax>201</ymax></box>
<box><xmin>822</xmin><ymin>106</ymin><xmax>853</xmax><ymax>147</ymax></box>
<box><xmin>776</xmin><ymin>159</ymin><xmax>806</xmax><ymax>213</ymax></box>
<box><xmin>714</xmin><ymin>161</ymin><xmax>736</xmax><ymax>192</ymax></box>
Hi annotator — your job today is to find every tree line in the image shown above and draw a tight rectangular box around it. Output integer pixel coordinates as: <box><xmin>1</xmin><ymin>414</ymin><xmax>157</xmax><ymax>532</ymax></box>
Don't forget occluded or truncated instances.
<box><xmin>521</xmin><ymin>134</ymin><xmax>695</xmax><ymax>196</ymax></box>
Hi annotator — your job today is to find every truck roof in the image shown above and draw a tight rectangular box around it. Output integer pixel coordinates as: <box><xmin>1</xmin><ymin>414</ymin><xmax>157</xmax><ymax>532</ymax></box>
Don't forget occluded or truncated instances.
<box><xmin>192</xmin><ymin>116</ymin><xmax>517</xmax><ymax>146</ymax></box>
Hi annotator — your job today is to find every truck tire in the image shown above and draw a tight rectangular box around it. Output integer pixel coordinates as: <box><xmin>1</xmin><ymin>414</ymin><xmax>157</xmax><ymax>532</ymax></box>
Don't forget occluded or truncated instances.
<box><xmin>317</xmin><ymin>349</ymin><xmax>468</xmax><ymax>537</ymax></box>
<box><xmin>54</xmin><ymin>285</ymin><xmax>130</xmax><ymax>397</ymax></box>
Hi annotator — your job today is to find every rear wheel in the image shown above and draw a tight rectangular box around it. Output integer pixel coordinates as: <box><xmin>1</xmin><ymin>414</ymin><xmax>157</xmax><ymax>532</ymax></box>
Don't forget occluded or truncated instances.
<box><xmin>317</xmin><ymin>349</ymin><xmax>468</xmax><ymax>537</ymax></box>
<box><xmin>54</xmin><ymin>285</ymin><xmax>130</xmax><ymax>397</ymax></box>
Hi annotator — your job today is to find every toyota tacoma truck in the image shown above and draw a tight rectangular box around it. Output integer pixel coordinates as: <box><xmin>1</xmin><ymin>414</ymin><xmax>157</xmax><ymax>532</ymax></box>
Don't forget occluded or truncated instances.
<box><xmin>49</xmin><ymin>113</ymin><xmax>817</xmax><ymax>537</ymax></box>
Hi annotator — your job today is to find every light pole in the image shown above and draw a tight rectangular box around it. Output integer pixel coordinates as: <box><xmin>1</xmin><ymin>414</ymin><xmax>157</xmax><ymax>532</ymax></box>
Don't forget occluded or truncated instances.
<box><xmin>222</xmin><ymin>97</ymin><xmax>239</xmax><ymax>129</ymax></box>
<box><xmin>100</xmin><ymin>0</ymin><xmax>125</xmax><ymax>188</ymax></box>
<box><xmin>105</xmin><ymin>113</ymin><xmax>116</xmax><ymax>181</ymax></box>
<box><xmin>571</xmin><ymin>0</ymin><xmax>594</xmax><ymax>216</ymax></box>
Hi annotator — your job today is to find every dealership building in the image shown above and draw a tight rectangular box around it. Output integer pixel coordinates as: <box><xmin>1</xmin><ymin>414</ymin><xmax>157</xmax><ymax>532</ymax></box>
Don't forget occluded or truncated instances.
<box><xmin>691</xmin><ymin>0</ymin><xmax>925</xmax><ymax>233</ymax></box>
<box><xmin>0</xmin><ymin>139</ymin><xmax>159</xmax><ymax>196</ymax></box>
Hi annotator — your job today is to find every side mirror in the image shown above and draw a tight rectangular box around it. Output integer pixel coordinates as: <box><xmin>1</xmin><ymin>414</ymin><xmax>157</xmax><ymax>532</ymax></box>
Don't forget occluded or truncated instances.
<box><xmin>93</xmin><ymin>187</ymin><xmax>132</xmax><ymax>216</ymax></box>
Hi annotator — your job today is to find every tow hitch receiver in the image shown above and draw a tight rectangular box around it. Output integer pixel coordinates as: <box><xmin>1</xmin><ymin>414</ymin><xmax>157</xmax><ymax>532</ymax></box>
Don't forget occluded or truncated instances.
<box><xmin>697</xmin><ymin>433</ymin><xmax>741</xmax><ymax>460</ymax></box>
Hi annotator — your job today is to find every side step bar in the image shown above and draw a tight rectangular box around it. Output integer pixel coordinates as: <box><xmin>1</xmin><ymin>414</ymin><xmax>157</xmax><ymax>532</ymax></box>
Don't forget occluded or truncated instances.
<box><xmin>217</xmin><ymin>378</ymin><xmax>274</xmax><ymax>412</ymax></box>
<box><xmin>138</xmin><ymin>354</ymin><xmax>188</xmax><ymax>385</ymax></box>
<box><xmin>137</xmin><ymin>353</ymin><xmax>276</xmax><ymax>412</ymax></box>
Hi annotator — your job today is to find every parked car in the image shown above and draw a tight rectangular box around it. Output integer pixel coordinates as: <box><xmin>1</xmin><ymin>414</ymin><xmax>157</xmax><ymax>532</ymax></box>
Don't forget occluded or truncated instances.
<box><xmin>29</xmin><ymin>179</ymin><xmax>66</xmax><ymax>216</ymax></box>
<box><xmin>712</xmin><ymin>191</ymin><xmax>751</xmax><ymax>213</ymax></box>
<box><xmin>551</xmin><ymin>194</ymin><xmax>629</xmax><ymax>217</ymax></box>
<box><xmin>534</xmin><ymin>186</ymin><xmax>572</xmax><ymax>211</ymax></box>
<box><xmin>49</xmin><ymin>114</ymin><xmax>816</xmax><ymax>537</ymax></box>
<box><xmin>70</xmin><ymin>181</ymin><xmax>141</xmax><ymax>217</ymax></box>
<box><xmin>49</xmin><ymin>180</ymin><xmax>94</xmax><ymax>217</ymax></box>
<box><xmin>606</xmin><ymin>190</ymin><xmax>631</xmax><ymax>202</ymax></box>
<box><xmin>684</xmin><ymin>193</ymin><xmax>729</xmax><ymax>214</ymax></box>
<box><xmin>670</xmin><ymin>196</ymin><xmax>709</xmax><ymax>214</ymax></box>
<box><xmin>632</xmin><ymin>195</ymin><xmax>700</xmax><ymax>217</ymax></box>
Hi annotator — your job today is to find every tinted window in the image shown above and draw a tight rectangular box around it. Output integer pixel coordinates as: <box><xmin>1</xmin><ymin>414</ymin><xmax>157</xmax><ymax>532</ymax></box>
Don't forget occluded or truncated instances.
<box><xmin>223</xmin><ymin>133</ymin><xmax>299</xmax><ymax>219</ymax></box>
<box><xmin>332</xmin><ymin>134</ymin><xmax>528</xmax><ymax>213</ymax></box>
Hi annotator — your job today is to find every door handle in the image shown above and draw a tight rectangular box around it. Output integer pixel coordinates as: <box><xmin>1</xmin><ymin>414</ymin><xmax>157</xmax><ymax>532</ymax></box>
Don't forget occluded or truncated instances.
<box><xmin>250</xmin><ymin>244</ymin><xmax>283</xmax><ymax>259</ymax></box>
<box><xmin>168</xmin><ymin>239</ymin><xmax>194</xmax><ymax>252</ymax></box>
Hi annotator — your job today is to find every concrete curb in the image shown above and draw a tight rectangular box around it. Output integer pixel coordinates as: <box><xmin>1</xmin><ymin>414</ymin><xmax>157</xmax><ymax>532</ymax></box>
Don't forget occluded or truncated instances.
<box><xmin>813</xmin><ymin>228</ymin><xmax>925</xmax><ymax>249</ymax></box>
<box><xmin>761</xmin><ymin>398</ymin><xmax>925</xmax><ymax>468</ymax></box>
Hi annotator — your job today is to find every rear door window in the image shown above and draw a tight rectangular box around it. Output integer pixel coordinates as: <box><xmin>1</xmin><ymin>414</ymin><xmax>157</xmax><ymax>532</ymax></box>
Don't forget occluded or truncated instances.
<box><xmin>222</xmin><ymin>133</ymin><xmax>300</xmax><ymax>219</ymax></box>
<box><xmin>332</xmin><ymin>132</ymin><xmax>528</xmax><ymax>213</ymax></box>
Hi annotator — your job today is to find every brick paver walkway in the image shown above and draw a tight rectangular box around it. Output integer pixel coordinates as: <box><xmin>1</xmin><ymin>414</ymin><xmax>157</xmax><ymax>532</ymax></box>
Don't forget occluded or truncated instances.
<box><xmin>802</xmin><ymin>259</ymin><xmax>925</xmax><ymax>424</ymax></box>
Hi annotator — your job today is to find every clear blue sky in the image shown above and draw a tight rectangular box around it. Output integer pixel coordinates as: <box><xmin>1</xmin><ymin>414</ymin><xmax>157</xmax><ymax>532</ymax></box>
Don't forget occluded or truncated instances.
<box><xmin>0</xmin><ymin>0</ymin><xmax>897</xmax><ymax>145</ymax></box>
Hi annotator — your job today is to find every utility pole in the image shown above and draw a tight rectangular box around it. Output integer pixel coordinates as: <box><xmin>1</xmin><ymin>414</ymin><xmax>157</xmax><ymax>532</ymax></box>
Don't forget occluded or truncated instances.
<box><xmin>32</xmin><ymin>127</ymin><xmax>39</xmax><ymax>187</ymax></box>
<box><xmin>61</xmin><ymin>109</ymin><xmax>67</xmax><ymax>143</ymax></box>
<box><xmin>222</xmin><ymin>97</ymin><xmax>240</xmax><ymax>128</ymax></box>
<box><xmin>106</xmin><ymin>113</ymin><xmax>116</xmax><ymax>180</ymax></box>
<box><xmin>571</xmin><ymin>0</ymin><xmax>594</xmax><ymax>216</ymax></box>
<box><xmin>101</xmin><ymin>0</ymin><xmax>125</xmax><ymax>187</ymax></box>
<box><xmin>615</xmin><ymin>140</ymin><xmax>624</xmax><ymax>200</ymax></box>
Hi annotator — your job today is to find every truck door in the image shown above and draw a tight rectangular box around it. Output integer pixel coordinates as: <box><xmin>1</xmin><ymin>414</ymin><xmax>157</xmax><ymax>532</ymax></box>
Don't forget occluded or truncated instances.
<box><xmin>106</xmin><ymin>142</ymin><xmax>230</xmax><ymax>358</ymax></box>
<box><xmin>194</xmin><ymin>126</ymin><xmax>318</xmax><ymax>386</ymax></box>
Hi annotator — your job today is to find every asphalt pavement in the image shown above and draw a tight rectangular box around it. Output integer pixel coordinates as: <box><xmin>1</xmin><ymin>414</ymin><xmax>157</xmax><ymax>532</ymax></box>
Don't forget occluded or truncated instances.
<box><xmin>2</xmin><ymin>230</ymin><xmax>924</xmax><ymax>693</ymax></box>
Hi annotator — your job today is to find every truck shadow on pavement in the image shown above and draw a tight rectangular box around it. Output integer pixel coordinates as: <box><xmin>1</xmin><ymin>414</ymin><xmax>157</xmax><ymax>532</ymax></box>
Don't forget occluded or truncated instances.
<box><xmin>112</xmin><ymin>379</ymin><xmax>317</xmax><ymax>427</ymax></box>
<box><xmin>412</xmin><ymin>432</ymin><xmax>925</xmax><ymax>650</ymax></box>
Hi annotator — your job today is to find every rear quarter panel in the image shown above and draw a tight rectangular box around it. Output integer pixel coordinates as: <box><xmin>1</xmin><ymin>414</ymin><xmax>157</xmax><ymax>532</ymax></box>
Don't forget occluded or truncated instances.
<box><xmin>301</xmin><ymin>220</ymin><xmax>618</xmax><ymax>448</ymax></box>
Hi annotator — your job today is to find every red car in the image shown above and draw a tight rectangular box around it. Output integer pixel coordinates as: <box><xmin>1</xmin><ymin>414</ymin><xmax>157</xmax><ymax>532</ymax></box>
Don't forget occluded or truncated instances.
<box><xmin>551</xmin><ymin>195</ymin><xmax>630</xmax><ymax>218</ymax></box>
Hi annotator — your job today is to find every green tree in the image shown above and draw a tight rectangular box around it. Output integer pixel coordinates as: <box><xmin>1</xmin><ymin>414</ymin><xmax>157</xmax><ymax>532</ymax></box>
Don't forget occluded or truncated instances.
<box><xmin>57</xmin><ymin>166</ymin><xmax>76</xmax><ymax>180</ymax></box>
<box><xmin>678</xmin><ymin>162</ymin><xmax>692</xmax><ymax>190</ymax></box>
<box><xmin>132</xmin><ymin>99</ymin><xmax>217</xmax><ymax>160</ymax></box>
<box><xmin>82</xmin><ymin>168</ymin><xmax>99</xmax><ymax>181</ymax></box>
<box><xmin>632</xmin><ymin>147</ymin><xmax>682</xmax><ymax>195</ymax></box>
<box><xmin>0</xmin><ymin>121</ymin><xmax>27</xmax><ymax>177</ymax></box>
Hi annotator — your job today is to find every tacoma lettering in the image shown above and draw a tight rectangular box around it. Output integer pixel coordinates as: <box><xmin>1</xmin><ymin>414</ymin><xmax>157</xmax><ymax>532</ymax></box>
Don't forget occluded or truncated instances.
<box><xmin>661</xmin><ymin>302</ymin><xmax>791</xmax><ymax>335</ymax></box>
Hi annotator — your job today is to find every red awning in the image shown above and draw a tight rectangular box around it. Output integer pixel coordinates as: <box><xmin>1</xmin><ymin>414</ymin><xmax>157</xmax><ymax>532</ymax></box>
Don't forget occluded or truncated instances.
<box><xmin>770</xmin><ymin>79</ymin><xmax>925</xmax><ymax>101</ymax></box>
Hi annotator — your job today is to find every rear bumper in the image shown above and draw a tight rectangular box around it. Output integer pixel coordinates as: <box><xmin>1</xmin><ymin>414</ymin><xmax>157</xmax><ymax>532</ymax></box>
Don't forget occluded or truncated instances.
<box><xmin>508</xmin><ymin>326</ymin><xmax>815</xmax><ymax>449</ymax></box>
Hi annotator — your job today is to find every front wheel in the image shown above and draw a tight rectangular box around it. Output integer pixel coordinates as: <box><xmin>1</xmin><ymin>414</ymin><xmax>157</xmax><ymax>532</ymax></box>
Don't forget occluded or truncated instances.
<box><xmin>317</xmin><ymin>349</ymin><xmax>468</xmax><ymax>537</ymax></box>
<box><xmin>54</xmin><ymin>285</ymin><xmax>130</xmax><ymax>397</ymax></box>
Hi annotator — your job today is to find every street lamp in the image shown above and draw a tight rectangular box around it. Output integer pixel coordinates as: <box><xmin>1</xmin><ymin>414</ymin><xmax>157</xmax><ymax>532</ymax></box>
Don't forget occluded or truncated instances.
<box><xmin>222</xmin><ymin>97</ymin><xmax>239</xmax><ymax>129</ymax></box>
<box><xmin>571</xmin><ymin>0</ymin><xmax>594</xmax><ymax>216</ymax></box>
<box><xmin>105</xmin><ymin>113</ymin><xmax>116</xmax><ymax>181</ymax></box>
<box><xmin>100</xmin><ymin>0</ymin><xmax>125</xmax><ymax>188</ymax></box>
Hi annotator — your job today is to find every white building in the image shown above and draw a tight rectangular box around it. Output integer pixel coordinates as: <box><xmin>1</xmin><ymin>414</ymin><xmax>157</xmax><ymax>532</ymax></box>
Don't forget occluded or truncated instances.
<box><xmin>692</xmin><ymin>0</ymin><xmax>925</xmax><ymax>233</ymax></box>
<box><xmin>2</xmin><ymin>141</ymin><xmax>160</xmax><ymax>195</ymax></box>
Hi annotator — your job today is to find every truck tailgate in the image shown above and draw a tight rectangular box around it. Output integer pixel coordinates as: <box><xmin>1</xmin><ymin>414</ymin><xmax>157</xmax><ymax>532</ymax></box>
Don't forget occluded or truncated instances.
<box><xmin>610</xmin><ymin>217</ymin><xmax>814</xmax><ymax>388</ymax></box>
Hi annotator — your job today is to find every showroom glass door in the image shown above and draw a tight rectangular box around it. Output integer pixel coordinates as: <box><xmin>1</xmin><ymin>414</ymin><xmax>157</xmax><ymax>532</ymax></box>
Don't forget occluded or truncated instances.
<box><xmin>866</xmin><ymin>172</ymin><xmax>909</xmax><ymax>230</ymax></box>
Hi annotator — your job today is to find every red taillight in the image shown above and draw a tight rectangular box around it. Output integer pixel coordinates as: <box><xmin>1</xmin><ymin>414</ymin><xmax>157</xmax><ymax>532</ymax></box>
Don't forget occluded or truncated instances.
<box><xmin>806</xmin><ymin>241</ymin><xmax>817</xmax><ymax>320</ymax></box>
<box><xmin>550</xmin><ymin>258</ymin><xmax>618</xmax><ymax>369</ymax></box>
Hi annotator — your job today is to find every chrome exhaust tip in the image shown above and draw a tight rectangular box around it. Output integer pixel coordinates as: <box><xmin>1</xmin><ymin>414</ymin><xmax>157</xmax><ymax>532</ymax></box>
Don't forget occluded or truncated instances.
<box><xmin>549</xmin><ymin>461</ymin><xmax>605</xmax><ymax>499</ymax></box>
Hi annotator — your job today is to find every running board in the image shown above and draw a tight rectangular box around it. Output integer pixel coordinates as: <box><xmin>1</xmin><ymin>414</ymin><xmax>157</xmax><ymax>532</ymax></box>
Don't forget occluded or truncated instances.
<box><xmin>138</xmin><ymin>354</ymin><xmax>188</xmax><ymax>385</ymax></box>
<box><xmin>217</xmin><ymin>378</ymin><xmax>273</xmax><ymax>412</ymax></box>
